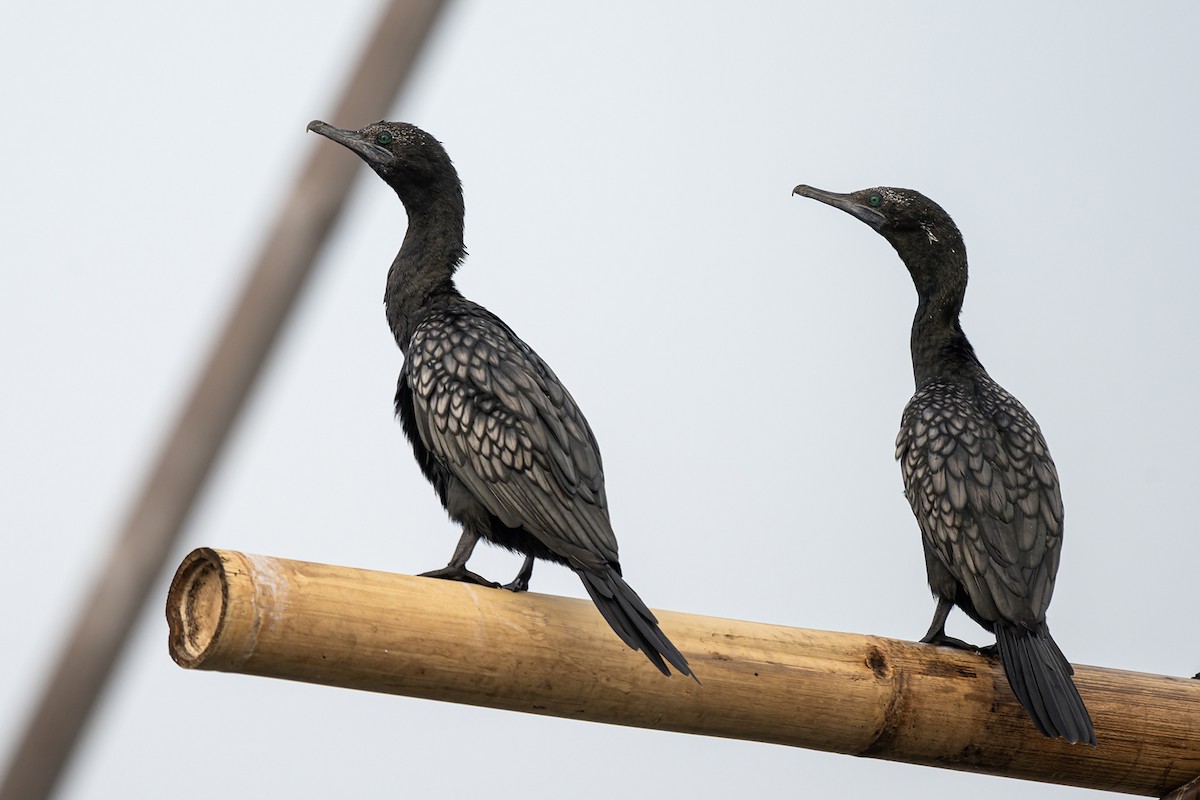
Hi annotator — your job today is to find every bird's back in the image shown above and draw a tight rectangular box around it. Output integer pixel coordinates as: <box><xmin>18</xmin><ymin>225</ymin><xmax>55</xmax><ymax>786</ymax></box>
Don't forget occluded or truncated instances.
<box><xmin>400</xmin><ymin>296</ymin><xmax>619</xmax><ymax>572</ymax></box>
<box><xmin>896</xmin><ymin>375</ymin><xmax>1063</xmax><ymax>628</ymax></box>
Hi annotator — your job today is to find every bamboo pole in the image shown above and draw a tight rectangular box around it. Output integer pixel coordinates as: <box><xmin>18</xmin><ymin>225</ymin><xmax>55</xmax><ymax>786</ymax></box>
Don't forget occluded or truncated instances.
<box><xmin>0</xmin><ymin>5</ymin><xmax>451</xmax><ymax>799</ymax></box>
<box><xmin>167</xmin><ymin>549</ymin><xmax>1199</xmax><ymax>797</ymax></box>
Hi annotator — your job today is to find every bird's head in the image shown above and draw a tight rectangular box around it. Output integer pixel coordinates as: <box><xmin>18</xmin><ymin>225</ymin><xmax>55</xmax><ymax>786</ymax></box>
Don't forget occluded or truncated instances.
<box><xmin>792</xmin><ymin>184</ymin><xmax>968</xmax><ymax>308</ymax></box>
<box><xmin>791</xmin><ymin>185</ymin><xmax>960</xmax><ymax>249</ymax></box>
<box><xmin>308</xmin><ymin>120</ymin><xmax>458</xmax><ymax>201</ymax></box>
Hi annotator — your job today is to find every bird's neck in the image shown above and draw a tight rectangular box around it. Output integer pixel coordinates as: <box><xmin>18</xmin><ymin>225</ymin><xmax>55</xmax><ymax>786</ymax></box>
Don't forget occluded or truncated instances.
<box><xmin>905</xmin><ymin>247</ymin><xmax>984</xmax><ymax>387</ymax></box>
<box><xmin>385</xmin><ymin>189</ymin><xmax>467</xmax><ymax>351</ymax></box>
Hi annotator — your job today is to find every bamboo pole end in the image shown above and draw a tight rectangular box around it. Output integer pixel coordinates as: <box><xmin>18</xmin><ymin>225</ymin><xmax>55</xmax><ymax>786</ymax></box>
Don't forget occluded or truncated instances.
<box><xmin>166</xmin><ymin>548</ymin><xmax>228</xmax><ymax>668</ymax></box>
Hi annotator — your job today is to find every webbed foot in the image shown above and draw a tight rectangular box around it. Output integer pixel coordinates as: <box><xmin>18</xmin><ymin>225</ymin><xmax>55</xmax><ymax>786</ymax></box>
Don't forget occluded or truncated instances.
<box><xmin>920</xmin><ymin>632</ymin><xmax>982</xmax><ymax>652</ymax></box>
<box><xmin>419</xmin><ymin>565</ymin><xmax>499</xmax><ymax>588</ymax></box>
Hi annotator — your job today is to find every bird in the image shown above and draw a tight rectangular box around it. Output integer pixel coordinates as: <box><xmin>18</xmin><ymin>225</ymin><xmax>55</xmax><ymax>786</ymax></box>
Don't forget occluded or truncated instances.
<box><xmin>792</xmin><ymin>184</ymin><xmax>1095</xmax><ymax>744</ymax></box>
<box><xmin>307</xmin><ymin>119</ymin><xmax>692</xmax><ymax>679</ymax></box>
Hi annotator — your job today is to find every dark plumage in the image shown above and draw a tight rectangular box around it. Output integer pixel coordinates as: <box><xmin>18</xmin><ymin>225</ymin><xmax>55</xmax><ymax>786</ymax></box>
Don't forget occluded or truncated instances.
<box><xmin>308</xmin><ymin>119</ymin><xmax>691</xmax><ymax>678</ymax></box>
<box><xmin>793</xmin><ymin>184</ymin><xmax>1095</xmax><ymax>744</ymax></box>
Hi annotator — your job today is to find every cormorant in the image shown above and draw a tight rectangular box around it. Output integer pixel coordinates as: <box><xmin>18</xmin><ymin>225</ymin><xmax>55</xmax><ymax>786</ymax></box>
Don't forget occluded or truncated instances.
<box><xmin>308</xmin><ymin>120</ymin><xmax>692</xmax><ymax>678</ymax></box>
<box><xmin>792</xmin><ymin>184</ymin><xmax>1095</xmax><ymax>744</ymax></box>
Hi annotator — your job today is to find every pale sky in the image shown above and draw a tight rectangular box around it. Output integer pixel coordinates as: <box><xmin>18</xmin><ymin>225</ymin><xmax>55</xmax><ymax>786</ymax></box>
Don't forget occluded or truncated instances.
<box><xmin>2</xmin><ymin>2</ymin><xmax>1197</xmax><ymax>798</ymax></box>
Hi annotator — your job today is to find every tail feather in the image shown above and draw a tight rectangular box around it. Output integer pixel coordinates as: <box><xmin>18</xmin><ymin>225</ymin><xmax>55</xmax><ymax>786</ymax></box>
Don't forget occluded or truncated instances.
<box><xmin>579</xmin><ymin>571</ymin><xmax>640</xmax><ymax>647</ymax></box>
<box><xmin>995</xmin><ymin>623</ymin><xmax>1095</xmax><ymax>745</ymax></box>
<box><xmin>578</xmin><ymin>567</ymin><xmax>694</xmax><ymax>680</ymax></box>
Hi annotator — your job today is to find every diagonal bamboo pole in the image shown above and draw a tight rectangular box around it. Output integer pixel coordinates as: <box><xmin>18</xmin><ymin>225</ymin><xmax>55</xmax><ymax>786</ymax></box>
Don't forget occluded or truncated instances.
<box><xmin>0</xmin><ymin>4</ymin><xmax>451</xmax><ymax>799</ymax></box>
<box><xmin>167</xmin><ymin>548</ymin><xmax>1200</xmax><ymax>798</ymax></box>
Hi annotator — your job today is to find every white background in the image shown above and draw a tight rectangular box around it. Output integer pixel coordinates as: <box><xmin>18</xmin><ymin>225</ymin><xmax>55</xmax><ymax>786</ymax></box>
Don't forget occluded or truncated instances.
<box><xmin>2</xmin><ymin>2</ymin><xmax>1197</xmax><ymax>798</ymax></box>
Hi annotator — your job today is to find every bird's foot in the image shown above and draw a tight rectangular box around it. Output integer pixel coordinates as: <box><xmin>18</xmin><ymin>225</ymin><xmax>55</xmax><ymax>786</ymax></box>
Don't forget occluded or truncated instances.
<box><xmin>418</xmin><ymin>565</ymin><xmax>500</xmax><ymax>588</ymax></box>
<box><xmin>500</xmin><ymin>555</ymin><xmax>534</xmax><ymax>592</ymax></box>
<box><xmin>500</xmin><ymin>576</ymin><xmax>530</xmax><ymax>592</ymax></box>
<box><xmin>920</xmin><ymin>632</ymin><xmax>981</xmax><ymax>652</ymax></box>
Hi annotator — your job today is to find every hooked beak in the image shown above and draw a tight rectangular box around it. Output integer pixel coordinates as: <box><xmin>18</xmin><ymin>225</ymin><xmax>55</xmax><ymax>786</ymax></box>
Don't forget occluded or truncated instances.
<box><xmin>793</xmin><ymin>184</ymin><xmax>886</xmax><ymax>230</ymax></box>
<box><xmin>308</xmin><ymin>120</ymin><xmax>396</xmax><ymax>169</ymax></box>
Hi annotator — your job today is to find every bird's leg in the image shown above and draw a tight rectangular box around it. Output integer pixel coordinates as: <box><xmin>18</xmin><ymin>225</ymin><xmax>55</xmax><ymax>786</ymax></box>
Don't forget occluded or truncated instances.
<box><xmin>501</xmin><ymin>554</ymin><xmax>535</xmax><ymax>592</ymax></box>
<box><xmin>919</xmin><ymin>597</ymin><xmax>979</xmax><ymax>651</ymax></box>
<box><xmin>419</xmin><ymin>528</ymin><xmax>499</xmax><ymax>587</ymax></box>
<box><xmin>919</xmin><ymin>596</ymin><xmax>953</xmax><ymax>642</ymax></box>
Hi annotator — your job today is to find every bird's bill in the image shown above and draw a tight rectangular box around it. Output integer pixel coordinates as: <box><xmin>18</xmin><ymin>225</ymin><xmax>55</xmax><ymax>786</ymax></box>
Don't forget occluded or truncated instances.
<box><xmin>792</xmin><ymin>184</ymin><xmax>886</xmax><ymax>229</ymax></box>
<box><xmin>307</xmin><ymin>120</ymin><xmax>395</xmax><ymax>168</ymax></box>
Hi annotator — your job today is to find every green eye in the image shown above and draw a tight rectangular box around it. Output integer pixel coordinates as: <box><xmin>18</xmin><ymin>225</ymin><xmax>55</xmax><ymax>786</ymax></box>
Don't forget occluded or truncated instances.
<box><xmin>377</xmin><ymin>132</ymin><xmax>393</xmax><ymax>145</ymax></box>
<box><xmin>867</xmin><ymin>193</ymin><xmax>882</xmax><ymax>207</ymax></box>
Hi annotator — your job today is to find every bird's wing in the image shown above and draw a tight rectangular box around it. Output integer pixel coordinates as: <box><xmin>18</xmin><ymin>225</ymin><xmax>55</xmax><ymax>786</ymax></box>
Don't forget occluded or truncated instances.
<box><xmin>896</xmin><ymin>380</ymin><xmax>1063</xmax><ymax>626</ymax></box>
<box><xmin>405</xmin><ymin>305</ymin><xmax>617</xmax><ymax>568</ymax></box>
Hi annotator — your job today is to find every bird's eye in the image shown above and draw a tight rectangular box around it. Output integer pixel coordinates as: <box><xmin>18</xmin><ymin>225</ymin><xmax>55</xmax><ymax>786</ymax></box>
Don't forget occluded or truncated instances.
<box><xmin>868</xmin><ymin>194</ymin><xmax>882</xmax><ymax>207</ymax></box>
<box><xmin>377</xmin><ymin>132</ymin><xmax>394</xmax><ymax>145</ymax></box>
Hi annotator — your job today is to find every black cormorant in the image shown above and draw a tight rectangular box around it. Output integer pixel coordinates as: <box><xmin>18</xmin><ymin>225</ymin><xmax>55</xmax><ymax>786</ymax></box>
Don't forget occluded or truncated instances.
<box><xmin>793</xmin><ymin>184</ymin><xmax>1095</xmax><ymax>744</ymax></box>
<box><xmin>308</xmin><ymin>120</ymin><xmax>691</xmax><ymax>678</ymax></box>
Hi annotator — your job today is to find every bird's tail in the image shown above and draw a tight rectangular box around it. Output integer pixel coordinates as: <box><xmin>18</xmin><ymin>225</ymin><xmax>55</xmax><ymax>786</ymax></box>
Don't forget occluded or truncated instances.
<box><xmin>577</xmin><ymin>567</ymin><xmax>694</xmax><ymax>680</ymax></box>
<box><xmin>995</xmin><ymin>622</ymin><xmax>1095</xmax><ymax>745</ymax></box>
